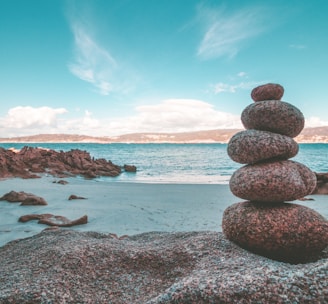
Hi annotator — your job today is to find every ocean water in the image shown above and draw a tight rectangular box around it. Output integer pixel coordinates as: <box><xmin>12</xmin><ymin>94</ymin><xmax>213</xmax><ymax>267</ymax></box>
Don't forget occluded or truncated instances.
<box><xmin>1</xmin><ymin>143</ymin><xmax>328</xmax><ymax>184</ymax></box>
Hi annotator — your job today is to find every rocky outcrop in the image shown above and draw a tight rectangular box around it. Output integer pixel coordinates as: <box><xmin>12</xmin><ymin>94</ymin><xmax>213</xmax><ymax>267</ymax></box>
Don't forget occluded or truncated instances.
<box><xmin>222</xmin><ymin>201</ymin><xmax>328</xmax><ymax>263</ymax></box>
<box><xmin>0</xmin><ymin>190</ymin><xmax>47</xmax><ymax>205</ymax></box>
<box><xmin>18</xmin><ymin>214</ymin><xmax>88</xmax><ymax>227</ymax></box>
<box><xmin>0</xmin><ymin>147</ymin><xmax>126</xmax><ymax>179</ymax></box>
<box><xmin>0</xmin><ymin>230</ymin><xmax>327</xmax><ymax>303</ymax></box>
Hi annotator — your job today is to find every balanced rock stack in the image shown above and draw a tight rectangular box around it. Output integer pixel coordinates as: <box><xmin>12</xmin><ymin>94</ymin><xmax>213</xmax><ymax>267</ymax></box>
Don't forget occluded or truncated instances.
<box><xmin>223</xmin><ymin>83</ymin><xmax>328</xmax><ymax>263</ymax></box>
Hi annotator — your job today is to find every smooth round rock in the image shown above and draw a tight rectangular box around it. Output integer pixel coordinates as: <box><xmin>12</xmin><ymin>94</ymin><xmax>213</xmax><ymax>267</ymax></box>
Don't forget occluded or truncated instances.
<box><xmin>222</xmin><ymin>201</ymin><xmax>328</xmax><ymax>263</ymax></box>
<box><xmin>241</xmin><ymin>100</ymin><xmax>304</xmax><ymax>138</ymax></box>
<box><xmin>227</xmin><ymin>129</ymin><xmax>299</xmax><ymax>164</ymax></box>
<box><xmin>251</xmin><ymin>83</ymin><xmax>284</xmax><ymax>101</ymax></box>
<box><xmin>229</xmin><ymin>160</ymin><xmax>316</xmax><ymax>202</ymax></box>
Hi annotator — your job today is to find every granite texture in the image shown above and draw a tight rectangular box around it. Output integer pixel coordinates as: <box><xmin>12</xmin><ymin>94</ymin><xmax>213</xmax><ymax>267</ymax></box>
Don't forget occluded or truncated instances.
<box><xmin>229</xmin><ymin>160</ymin><xmax>317</xmax><ymax>202</ymax></box>
<box><xmin>241</xmin><ymin>100</ymin><xmax>305</xmax><ymax>138</ymax></box>
<box><xmin>222</xmin><ymin>201</ymin><xmax>328</xmax><ymax>263</ymax></box>
<box><xmin>0</xmin><ymin>230</ymin><xmax>328</xmax><ymax>303</ymax></box>
<box><xmin>227</xmin><ymin>129</ymin><xmax>299</xmax><ymax>164</ymax></box>
<box><xmin>251</xmin><ymin>83</ymin><xmax>284</xmax><ymax>101</ymax></box>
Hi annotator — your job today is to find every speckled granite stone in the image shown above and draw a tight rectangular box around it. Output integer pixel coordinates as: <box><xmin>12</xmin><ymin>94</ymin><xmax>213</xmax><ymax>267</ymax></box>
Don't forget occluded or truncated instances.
<box><xmin>222</xmin><ymin>201</ymin><xmax>328</xmax><ymax>263</ymax></box>
<box><xmin>227</xmin><ymin>129</ymin><xmax>299</xmax><ymax>164</ymax></box>
<box><xmin>229</xmin><ymin>160</ymin><xmax>316</xmax><ymax>202</ymax></box>
<box><xmin>241</xmin><ymin>100</ymin><xmax>305</xmax><ymax>138</ymax></box>
<box><xmin>251</xmin><ymin>83</ymin><xmax>284</xmax><ymax>101</ymax></box>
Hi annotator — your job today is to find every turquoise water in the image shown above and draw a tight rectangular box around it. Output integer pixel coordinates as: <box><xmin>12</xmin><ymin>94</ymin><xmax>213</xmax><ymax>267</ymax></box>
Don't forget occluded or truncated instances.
<box><xmin>1</xmin><ymin>143</ymin><xmax>327</xmax><ymax>184</ymax></box>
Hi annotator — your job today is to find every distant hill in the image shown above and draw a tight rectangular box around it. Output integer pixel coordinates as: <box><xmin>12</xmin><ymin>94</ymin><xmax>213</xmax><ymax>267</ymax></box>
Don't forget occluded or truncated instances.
<box><xmin>0</xmin><ymin>127</ymin><xmax>327</xmax><ymax>143</ymax></box>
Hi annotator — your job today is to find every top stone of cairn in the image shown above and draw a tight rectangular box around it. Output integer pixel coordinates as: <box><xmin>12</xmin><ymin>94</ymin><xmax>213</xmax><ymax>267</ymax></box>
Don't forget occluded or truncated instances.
<box><xmin>251</xmin><ymin>83</ymin><xmax>284</xmax><ymax>102</ymax></box>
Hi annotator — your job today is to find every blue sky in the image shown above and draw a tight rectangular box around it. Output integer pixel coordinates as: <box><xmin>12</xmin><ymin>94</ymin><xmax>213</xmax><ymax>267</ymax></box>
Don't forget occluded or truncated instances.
<box><xmin>0</xmin><ymin>0</ymin><xmax>327</xmax><ymax>137</ymax></box>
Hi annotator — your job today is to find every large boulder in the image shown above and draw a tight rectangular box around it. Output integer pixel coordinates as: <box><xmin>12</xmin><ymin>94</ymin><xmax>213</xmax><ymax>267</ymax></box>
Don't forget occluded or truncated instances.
<box><xmin>222</xmin><ymin>201</ymin><xmax>328</xmax><ymax>263</ymax></box>
<box><xmin>229</xmin><ymin>160</ymin><xmax>316</xmax><ymax>202</ymax></box>
<box><xmin>0</xmin><ymin>230</ymin><xmax>327</xmax><ymax>303</ymax></box>
<box><xmin>241</xmin><ymin>100</ymin><xmax>305</xmax><ymax>137</ymax></box>
<box><xmin>227</xmin><ymin>129</ymin><xmax>299</xmax><ymax>164</ymax></box>
<box><xmin>251</xmin><ymin>83</ymin><xmax>284</xmax><ymax>101</ymax></box>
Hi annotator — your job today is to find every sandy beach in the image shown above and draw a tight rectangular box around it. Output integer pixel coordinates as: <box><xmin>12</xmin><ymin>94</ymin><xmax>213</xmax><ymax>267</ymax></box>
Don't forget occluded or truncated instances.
<box><xmin>1</xmin><ymin>176</ymin><xmax>328</xmax><ymax>248</ymax></box>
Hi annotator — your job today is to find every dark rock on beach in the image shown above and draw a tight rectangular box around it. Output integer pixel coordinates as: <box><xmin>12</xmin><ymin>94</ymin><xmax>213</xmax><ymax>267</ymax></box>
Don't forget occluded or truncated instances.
<box><xmin>0</xmin><ymin>190</ymin><xmax>47</xmax><ymax>205</ymax></box>
<box><xmin>312</xmin><ymin>172</ymin><xmax>328</xmax><ymax>194</ymax></box>
<box><xmin>241</xmin><ymin>100</ymin><xmax>305</xmax><ymax>137</ymax></box>
<box><xmin>124</xmin><ymin>164</ymin><xmax>137</xmax><ymax>172</ymax></box>
<box><xmin>251</xmin><ymin>83</ymin><xmax>284</xmax><ymax>101</ymax></box>
<box><xmin>0</xmin><ymin>230</ymin><xmax>327</xmax><ymax>303</ymax></box>
<box><xmin>18</xmin><ymin>214</ymin><xmax>88</xmax><ymax>227</ymax></box>
<box><xmin>68</xmin><ymin>194</ymin><xmax>87</xmax><ymax>200</ymax></box>
<box><xmin>53</xmin><ymin>179</ymin><xmax>69</xmax><ymax>185</ymax></box>
<box><xmin>227</xmin><ymin>129</ymin><xmax>299</xmax><ymax>164</ymax></box>
<box><xmin>222</xmin><ymin>201</ymin><xmax>328</xmax><ymax>263</ymax></box>
<box><xmin>0</xmin><ymin>146</ymin><xmax>124</xmax><ymax>179</ymax></box>
<box><xmin>229</xmin><ymin>160</ymin><xmax>316</xmax><ymax>202</ymax></box>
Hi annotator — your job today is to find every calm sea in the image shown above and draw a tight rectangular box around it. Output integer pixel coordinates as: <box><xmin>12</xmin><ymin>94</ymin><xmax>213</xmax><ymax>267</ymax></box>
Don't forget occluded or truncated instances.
<box><xmin>1</xmin><ymin>143</ymin><xmax>327</xmax><ymax>184</ymax></box>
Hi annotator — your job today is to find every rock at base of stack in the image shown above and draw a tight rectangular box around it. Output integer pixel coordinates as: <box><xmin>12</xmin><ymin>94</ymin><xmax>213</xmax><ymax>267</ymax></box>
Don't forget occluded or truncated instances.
<box><xmin>222</xmin><ymin>201</ymin><xmax>328</xmax><ymax>263</ymax></box>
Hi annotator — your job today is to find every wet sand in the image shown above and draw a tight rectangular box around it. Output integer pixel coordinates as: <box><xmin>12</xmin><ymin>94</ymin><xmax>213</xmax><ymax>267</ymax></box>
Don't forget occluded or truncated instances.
<box><xmin>0</xmin><ymin>176</ymin><xmax>327</xmax><ymax>247</ymax></box>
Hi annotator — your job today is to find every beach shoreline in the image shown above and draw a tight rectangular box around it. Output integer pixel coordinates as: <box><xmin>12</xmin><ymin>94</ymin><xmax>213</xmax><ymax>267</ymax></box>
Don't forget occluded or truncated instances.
<box><xmin>1</xmin><ymin>176</ymin><xmax>328</xmax><ymax>248</ymax></box>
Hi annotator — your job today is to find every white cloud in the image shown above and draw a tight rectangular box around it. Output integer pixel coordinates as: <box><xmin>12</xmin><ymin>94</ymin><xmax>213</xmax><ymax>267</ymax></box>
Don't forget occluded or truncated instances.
<box><xmin>106</xmin><ymin>99</ymin><xmax>242</xmax><ymax>135</ymax></box>
<box><xmin>197</xmin><ymin>5</ymin><xmax>269</xmax><ymax>59</ymax></box>
<box><xmin>305</xmin><ymin>116</ymin><xmax>328</xmax><ymax>128</ymax></box>
<box><xmin>0</xmin><ymin>106</ymin><xmax>67</xmax><ymax>129</ymax></box>
<box><xmin>0</xmin><ymin>100</ymin><xmax>242</xmax><ymax>137</ymax></box>
<box><xmin>68</xmin><ymin>20</ymin><xmax>117</xmax><ymax>95</ymax></box>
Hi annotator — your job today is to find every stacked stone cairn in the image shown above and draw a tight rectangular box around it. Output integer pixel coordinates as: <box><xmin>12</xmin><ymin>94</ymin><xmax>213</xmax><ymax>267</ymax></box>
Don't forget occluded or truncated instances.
<box><xmin>222</xmin><ymin>83</ymin><xmax>328</xmax><ymax>263</ymax></box>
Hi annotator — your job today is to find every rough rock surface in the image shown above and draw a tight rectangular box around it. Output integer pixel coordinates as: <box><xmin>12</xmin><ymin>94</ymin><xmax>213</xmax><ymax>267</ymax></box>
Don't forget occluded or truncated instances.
<box><xmin>222</xmin><ymin>201</ymin><xmax>328</xmax><ymax>263</ymax></box>
<box><xmin>124</xmin><ymin>164</ymin><xmax>137</xmax><ymax>172</ymax></box>
<box><xmin>312</xmin><ymin>172</ymin><xmax>328</xmax><ymax>194</ymax></box>
<box><xmin>18</xmin><ymin>214</ymin><xmax>88</xmax><ymax>227</ymax></box>
<box><xmin>0</xmin><ymin>190</ymin><xmax>47</xmax><ymax>205</ymax></box>
<box><xmin>227</xmin><ymin>129</ymin><xmax>299</xmax><ymax>164</ymax></box>
<box><xmin>229</xmin><ymin>160</ymin><xmax>316</xmax><ymax>202</ymax></box>
<box><xmin>241</xmin><ymin>100</ymin><xmax>305</xmax><ymax>137</ymax></box>
<box><xmin>0</xmin><ymin>146</ymin><xmax>124</xmax><ymax>179</ymax></box>
<box><xmin>251</xmin><ymin>83</ymin><xmax>284</xmax><ymax>101</ymax></box>
<box><xmin>0</xmin><ymin>230</ymin><xmax>327</xmax><ymax>303</ymax></box>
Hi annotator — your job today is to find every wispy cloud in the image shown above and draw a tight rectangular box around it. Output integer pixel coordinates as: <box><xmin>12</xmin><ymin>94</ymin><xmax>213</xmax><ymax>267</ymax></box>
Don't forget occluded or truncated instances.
<box><xmin>68</xmin><ymin>20</ymin><xmax>117</xmax><ymax>95</ymax></box>
<box><xmin>289</xmin><ymin>44</ymin><xmax>306</xmax><ymax>50</ymax></box>
<box><xmin>210</xmin><ymin>81</ymin><xmax>263</xmax><ymax>94</ymax></box>
<box><xmin>197</xmin><ymin>5</ymin><xmax>269</xmax><ymax>59</ymax></box>
<box><xmin>209</xmin><ymin>72</ymin><xmax>264</xmax><ymax>94</ymax></box>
